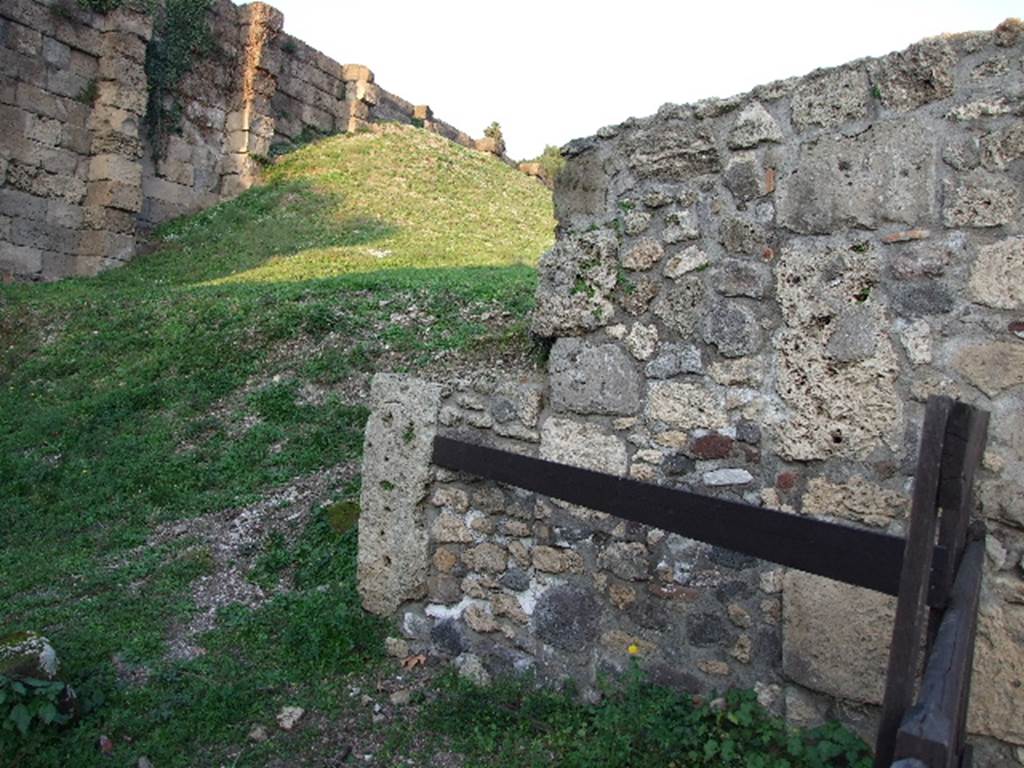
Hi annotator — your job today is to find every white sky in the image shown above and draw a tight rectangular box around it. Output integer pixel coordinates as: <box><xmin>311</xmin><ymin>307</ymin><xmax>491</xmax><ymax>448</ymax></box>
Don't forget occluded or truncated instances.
<box><xmin>267</xmin><ymin>1</ymin><xmax>1021</xmax><ymax>160</ymax></box>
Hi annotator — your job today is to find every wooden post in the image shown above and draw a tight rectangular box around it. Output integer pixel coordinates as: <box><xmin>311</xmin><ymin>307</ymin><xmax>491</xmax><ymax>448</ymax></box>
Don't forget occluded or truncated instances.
<box><xmin>874</xmin><ymin>396</ymin><xmax>954</xmax><ymax>768</ymax></box>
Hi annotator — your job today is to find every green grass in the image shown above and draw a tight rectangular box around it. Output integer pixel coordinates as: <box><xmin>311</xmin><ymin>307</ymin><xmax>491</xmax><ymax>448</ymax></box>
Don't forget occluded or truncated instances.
<box><xmin>395</xmin><ymin>669</ymin><xmax>871</xmax><ymax>768</ymax></box>
<box><xmin>0</xmin><ymin>124</ymin><xmax>552</xmax><ymax>766</ymax></box>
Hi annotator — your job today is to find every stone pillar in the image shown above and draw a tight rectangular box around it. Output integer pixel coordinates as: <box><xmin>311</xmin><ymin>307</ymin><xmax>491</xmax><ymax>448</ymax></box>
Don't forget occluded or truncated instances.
<box><xmin>220</xmin><ymin>2</ymin><xmax>282</xmax><ymax>199</ymax></box>
<box><xmin>78</xmin><ymin>6</ymin><xmax>152</xmax><ymax>276</ymax></box>
<box><xmin>341</xmin><ymin>64</ymin><xmax>375</xmax><ymax>133</ymax></box>
<box><xmin>357</xmin><ymin>374</ymin><xmax>441</xmax><ymax>616</ymax></box>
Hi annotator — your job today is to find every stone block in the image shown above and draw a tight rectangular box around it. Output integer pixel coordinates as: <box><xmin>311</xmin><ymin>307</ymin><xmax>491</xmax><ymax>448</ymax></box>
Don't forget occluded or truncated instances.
<box><xmin>94</xmin><ymin>79</ymin><xmax>147</xmax><ymax>116</ymax></box>
<box><xmin>141</xmin><ymin>176</ymin><xmax>193</xmax><ymax>207</ymax></box>
<box><xmin>341</xmin><ymin>63</ymin><xmax>374</xmax><ymax>83</ymax></box>
<box><xmin>549</xmin><ymin>339</ymin><xmax>641</xmax><ymax>416</ymax></box>
<box><xmin>970</xmin><ymin>237</ymin><xmax>1024</xmax><ymax>309</ymax></box>
<box><xmin>727</xmin><ymin>102</ymin><xmax>783</xmax><ymax>149</ymax></box>
<box><xmin>951</xmin><ymin>341</ymin><xmax>1024</xmax><ymax>396</ymax></box>
<box><xmin>943</xmin><ymin>174</ymin><xmax>1019</xmax><ymax>228</ymax></box>
<box><xmin>968</xmin><ymin>596</ymin><xmax>1024</xmax><ymax>745</ymax></box>
<box><xmin>628</xmin><ymin>122</ymin><xmax>720</xmax><ymax>179</ymax></box>
<box><xmin>701</xmin><ymin>302</ymin><xmax>761</xmax><ymax>358</ymax></box>
<box><xmin>0</xmin><ymin>187</ymin><xmax>47</xmax><ymax>221</ymax></box>
<box><xmin>86</xmin><ymin>180</ymin><xmax>142</xmax><ymax>212</ymax></box>
<box><xmin>41</xmin><ymin>37</ymin><xmax>71</xmax><ymax>68</ymax></box>
<box><xmin>88</xmin><ymin>153</ymin><xmax>139</xmax><ymax>184</ymax></box>
<box><xmin>0</xmin><ymin>242</ymin><xmax>42</xmax><ymax>274</ymax></box>
<box><xmin>777</xmin><ymin>120</ymin><xmax>936</xmax><ymax>234</ymax></box>
<box><xmin>782</xmin><ymin>570</ymin><xmax>894</xmax><ymax>704</ymax></box>
<box><xmin>540</xmin><ymin>417</ymin><xmax>627</xmax><ymax>475</ymax></box>
<box><xmin>554</xmin><ymin>149</ymin><xmax>608</xmax><ymax>223</ymax></box>
<box><xmin>45</xmin><ymin>199</ymin><xmax>84</xmax><ymax>230</ymax></box>
<box><xmin>868</xmin><ymin>37</ymin><xmax>955</xmax><ymax>112</ymax></box>
<box><xmin>645</xmin><ymin>381</ymin><xmax>727</xmax><ymax>430</ymax></box>
<box><xmin>44</xmin><ymin>69</ymin><xmax>91</xmax><ymax>101</ymax></box>
<box><xmin>357</xmin><ymin>374</ymin><xmax>441</xmax><ymax>615</ymax></box>
<box><xmin>791</xmin><ymin>66</ymin><xmax>870</xmax><ymax>130</ymax></box>
<box><xmin>77</xmin><ymin>229</ymin><xmax>134</xmax><ymax>261</ymax></box>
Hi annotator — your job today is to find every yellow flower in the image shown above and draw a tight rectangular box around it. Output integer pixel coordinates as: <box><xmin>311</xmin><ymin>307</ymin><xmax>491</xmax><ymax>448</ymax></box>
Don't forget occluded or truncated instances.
<box><xmin>627</xmin><ymin>643</ymin><xmax>640</xmax><ymax>656</ymax></box>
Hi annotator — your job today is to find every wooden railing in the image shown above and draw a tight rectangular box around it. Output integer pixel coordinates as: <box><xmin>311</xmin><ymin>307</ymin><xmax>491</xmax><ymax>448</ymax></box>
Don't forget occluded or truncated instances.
<box><xmin>431</xmin><ymin>395</ymin><xmax>990</xmax><ymax>768</ymax></box>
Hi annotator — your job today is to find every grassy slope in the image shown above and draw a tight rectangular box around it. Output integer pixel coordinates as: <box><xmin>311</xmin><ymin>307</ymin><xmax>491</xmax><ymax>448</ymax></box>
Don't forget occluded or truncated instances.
<box><xmin>0</xmin><ymin>125</ymin><xmax>554</xmax><ymax>766</ymax></box>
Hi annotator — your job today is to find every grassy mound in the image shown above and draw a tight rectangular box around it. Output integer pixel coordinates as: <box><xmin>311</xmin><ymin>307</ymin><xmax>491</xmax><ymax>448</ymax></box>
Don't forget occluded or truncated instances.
<box><xmin>0</xmin><ymin>124</ymin><xmax>553</xmax><ymax>766</ymax></box>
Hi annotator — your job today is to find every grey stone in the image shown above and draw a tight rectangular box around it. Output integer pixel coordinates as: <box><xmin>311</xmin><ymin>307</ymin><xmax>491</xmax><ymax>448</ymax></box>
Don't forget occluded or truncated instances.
<box><xmin>943</xmin><ymin>136</ymin><xmax>981</xmax><ymax>170</ymax></box>
<box><xmin>724</xmin><ymin>152</ymin><xmax>764</xmax><ymax>202</ymax></box>
<box><xmin>627</xmin><ymin>122</ymin><xmax>720</xmax><ymax>180</ymax></box>
<box><xmin>719</xmin><ymin>217</ymin><xmax>767</xmax><ymax>256</ymax></box>
<box><xmin>868</xmin><ymin>37</ymin><xmax>956</xmax><ymax>112</ymax></box>
<box><xmin>777</xmin><ymin>120</ymin><xmax>936</xmax><ymax>234</ymax></box>
<box><xmin>662</xmin><ymin>453</ymin><xmax>695</xmax><ymax>476</ymax></box>
<box><xmin>454</xmin><ymin>653</ymin><xmax>491</xmax><ymax>685</ymax></box>
<box><xmin>644</xmin><ymin>343</ymin><xmax>703</xmax><ymax>378</ymax></box>
<box><xmin>621</xmin><ymin>237</ymin><xmax>664</xmax><ymax>271</ymax></box>
<box><xmin>358</xmin><ymin>375</ymin><xmax>440</xmax><ymax>615</ymax></box>
<box><xmin>703</xmin><ymin>468</ymin><xmax>754</xmax><ymax>486</ymax></box>
<box><xmin>687</xmin><ymin>613</ymin><xmax>732</xmax><ymax>647</ymax></box>
<box><xmin>735</xmin><ymin>420</ymin><xmax>761</xmax><ymax>444</ymax></box>
<box><xmin>554</xmin><ymin>148</ymin><xmax>608</xmax><ymax>224</ymax></box>
<box><xmin>597</xmin><ymin>541</ymin><xmax>650</xmax><ymax>581</ymax></box>
<box><xmin>431</xmin><ymin>619</ymin><xmax>466</xmax><ymax>657</ymax></box>
<box><xmin>825</xmin><ymin>305</ymin><xmax>879</xmax><ymax>362</ymax></box>
<box><xmin>727</xmin><ymin>102</ymin><xmax>783</xmax><ymax>149</ymax></box>
<box><xmin>499</xmin><ymin>568</ymin><xmax>530</xmax><ymax>592</ymax></box>
<box><xmin>943</xmin><ymin>174</ymin><xmax>1020</xmax><ymax>228</ymax></box>
<box><xmin>708</xmin><ymin>547</ymin><xmax>757</xmax><ymax>570</ymax></box>
<box><xmin>662</xmin><ymin>209</ymin><xmax>701</xmax><ymax>243</ymax></box>
<box><xmin>533</xmin><ymin>585</ymin><xmax>601</xmax><ymax>651</ymax></box>
<box><xmin>652</xmin><ymin>276</ymin><xmax>706</xmax><ymax>339</ymax></box>
<box><xmin>701</xmin><ymin>303</ymin><xmax>761</xmax><ymax>358</ymax></box>
<box><xmin>791</xmin><ymin>67</ymin><xmax>870</xmax><ymax>130</ymax></box>
<box><xmin>549</xmin><ymin>339</ymin><xmax>641</xmax><ymax>415</ymax></box>
<box><xmin>711</xmin><ymin>259</ymin><xmax>771</xmax><ymax>298</ymax></box>
<box><xmin>889</xmin><ymin>280</ymin><xmax>955</xmax><ymax>317</ymax></box>
<box><xmin>532</xmin><ymin>231</ymin><xmax>618</xmax><ymax>338</ymax></box>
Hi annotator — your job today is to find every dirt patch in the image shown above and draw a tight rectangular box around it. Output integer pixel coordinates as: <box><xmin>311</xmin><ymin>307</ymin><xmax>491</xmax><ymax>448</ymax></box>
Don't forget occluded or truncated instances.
<box><xmin>148</xmin><ymin>462</ymin><xmax>358</xmax><ymax>662</ymax></box>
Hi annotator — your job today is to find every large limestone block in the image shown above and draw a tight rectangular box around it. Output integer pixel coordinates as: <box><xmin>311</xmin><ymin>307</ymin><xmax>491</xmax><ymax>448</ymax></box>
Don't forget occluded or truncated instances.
<box><xmin>645</xmin><ymin>381</ymin><xmax>727</xmax><ymax>430</ymax></box>
<box><xmin>549</xmin><ymin>338</ymin><xmax>641</xmax><ymax>416</ymax></box>
<box><xmin>951</xmin><ymin>341</ymin><xmax>1024</xmax><ymax>397</ymax></box>
<box><xmin>968</xmin><ymin>598</ymin><xmax>1024</xmax><ymax>745</ymax></box>
<box><xmin>358</xmin><ymin>374</ymin><xmax>441</xmax><ymax>615</ymax></box>
<box><xmin>540</xmin><ymin>418</ymin><xmax>627</xmax><ymax>475</ymax></box>
<box><xmin>532</xmin><ymin>230</ymin><xmax>618</xmax><ymax>338</ymax></box>
<box><xmin>791</xmin><ymin>66</ymin><xmax>870</xmax><ymax>131</ymax></box>
<box><xmin>970</xmin><ymin>237</ymin><xmax>1024</xmax><ymax>309</ymax></box>
<box><xmin>782</xmin><ymin>570</ymin><xmax>895</xmax><ymax>705</ymax></box>
<box><xmin>777</xmin><ymin>120</ymin><xmax>936</xmax><ymax>234</ymax></box>
<box><xmin>554</xmin><ymin>148</ymin><xmax>609</xmax><ymax>224</ymax></box>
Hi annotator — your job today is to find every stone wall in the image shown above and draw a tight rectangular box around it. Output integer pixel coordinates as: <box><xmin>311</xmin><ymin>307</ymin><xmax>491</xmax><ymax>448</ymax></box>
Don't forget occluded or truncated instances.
<box><xmin>1</xmin><ymin>0</ymin><xmax>492</xmax><ymax>281</ymax></box>
<box><xmin>357</xmin><ymin>20</ymin><xmax>1024</xmax><ymax>764</ymax></box>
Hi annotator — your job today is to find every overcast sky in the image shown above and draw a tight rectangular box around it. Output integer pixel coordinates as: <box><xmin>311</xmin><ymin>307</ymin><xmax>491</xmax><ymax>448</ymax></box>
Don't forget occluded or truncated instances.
<box><xmin>268</xmin><ymin>0</ymin><xmax>1021</xmax><ymax>160</ymax></box>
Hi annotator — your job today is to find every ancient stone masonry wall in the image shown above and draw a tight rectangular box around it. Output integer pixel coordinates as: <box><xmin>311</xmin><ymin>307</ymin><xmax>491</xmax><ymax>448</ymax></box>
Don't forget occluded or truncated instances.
<box><xmin>1</xmin><ymin>0</ymin><xmax>491</xmax><ymax>281</ymax></box>
<box><xmin>358</xmin><ymin>20</ymin><xmax>1024</xmax><ymax>765</ymax></box>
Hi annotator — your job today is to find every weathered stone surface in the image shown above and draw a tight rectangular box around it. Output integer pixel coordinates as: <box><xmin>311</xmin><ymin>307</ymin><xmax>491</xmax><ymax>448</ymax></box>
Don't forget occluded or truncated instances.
<box><xmin>664</xmin><ymin>245</ymin><xmax>708</xmax><ymax>279</ymax></box>
<box><xmin>727</xmin><ymin>102</ymin><xmax>783</xmax><ymax>149</ymax></box>
<box><xmin>627</xmin><ymin>122</ymin><xmax>720</xmax><ymax>180</ymax></box>
<box><xmin>358</xmin><ymin>375</ymin><xmax>440</xmax><ymax>614</ymax></box>
<box><xmin>777</xmin><ymin>120</ymin><xmax>936</xmax><ymax>234</ymax></box>
<box><xmin>968</xmin><ymin>598</ymin><xmax>1024</xmax><ymax>744</ymax></box>
<box><xmin>951</xmin><ymin>341</ymin><xmax>1024</xmax><ymax>396</ymax></box>
<box><xmin>644</xmin><ymin>343</ymin><xmax>703</xmax><ymax>378</ymax></box>
<box><xmin>791</xmin><ymin>67</ymin><xmax>870</xmax><ymax>130</ymax></box>
<box><xmin>624</xmin><ymin>323</ymin><xmax>658</xmax><ymax>361</ymax></box>
<box><xmin>970</xmin><ymin>238</ymin><xmax>1024</xmax><ymax>309</ymax></box>
<box><xmin>540</xmin><ymin>417</ymin><xmax>628</xmax><ymax>475</ymax></box>
<box><xmin>801</xmin><ymin>476</ymin><xmax>904</xmax><ymax>526</ymax></box>
<box><xmin>701</xmin><ymin>302</ymin><xmax>761</xmax><ymax>358</ymax></box>
<box><xmin>703</xmin><ymin>468</ymin><xmax>754</xmax><ymax>486</ymax></box>
<box><xmin>652</xmin><ymin>276</ymin><xmax>706</xmax><ymax>339</ymax></box>
<box><xmin>783</xmin><ymin>570</ymin><xmax>895</xmax><ymax>704</ymax></box>
<box><xmin>532</xmin><ymin>546</ymin><xmax>583</xmax><ymax>574</ymax></box>
<box><xmin>533</xmin><ymin>585</ymin><xmax>601</xmax><ymax>651</ymax></box>
<box><xmin>532</xmin><ymin>231</ymin><xmax>618</xmax><ymax>337</ymax></box>
<box><xmin>825</xmin><ymin>305</ymin><xmax>879</xmax><ymax>362</ymax></box>
<box><xmin>943</xmin><ymin>174</ymin><xmax>1020</xmax><ymax>228</ymax></box>
<box><xmin>662</xmin><ymin>209</ymin><xmax>700</xmax><ymax>243</ymax></box>
<box><xmin>549</xmin><ymin>339</ymin><xmax>641</xmax><ymax>415</ymax></box>
<box><xmin>554</xmin><ymin>149</ymin><xmax>608</xmax><ymax>224</ymax></box>
<box><xmin>724</xmin><ymin>152</ymin><xmax>765</xmax><ymax>202</ymax></box>
<box><xmin>688</xmin><ymin>613</ymin><xmax>733</xmax><ymax>647</ymax></box>
<box><xmin>622</xmin><ymin>237</ymin><xmax>664</xmax><ymax>271</ymax></box>
<box><xmin>719</xmin><ymin>217</ymin><xmax>768</xmax><ymax>256</ymax></box>
<box><xmin>646</xmin><ymin>381</ymin><xmax>727</xmax><ymax>429</ymax></box>
<box><xmin>711</xmin><ymin>259</ymin><xmax>770</xmax><ymax>299</ymax></box>
<box><xmin>598</xmin><ymin>541</ymin><xmax>650</xmax><ymax>581</ymax></box>
<box><xmin>889</xmin><ymin>280</ymin><xmax>955</xmax><ymax>318</ymax></box>
<box><xmin>868</xmin><ymin>37</ymin><xmax>956</xmax><ymax>112</ymax></box>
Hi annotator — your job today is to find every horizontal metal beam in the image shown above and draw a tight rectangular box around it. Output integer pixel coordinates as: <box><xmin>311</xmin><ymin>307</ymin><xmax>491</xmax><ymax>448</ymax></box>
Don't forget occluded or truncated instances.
<box><xmin>432</xmin><ymin>435</ymin><xmax>947</xmax><ymax>602</ymax></box>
